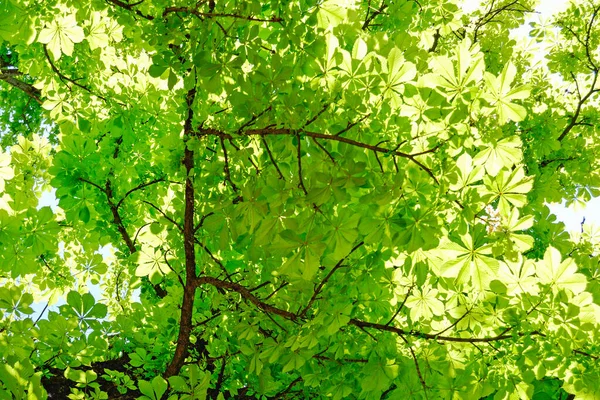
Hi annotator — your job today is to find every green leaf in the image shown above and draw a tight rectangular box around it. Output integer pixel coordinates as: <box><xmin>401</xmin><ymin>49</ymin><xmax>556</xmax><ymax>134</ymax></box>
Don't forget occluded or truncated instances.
<box><xmin>78</xmin><ymin>204</ymin><xmax>90</xmax><ymax>223</ymax></box>
<box><xmin>450</xmin><ymin>152</ymin><xmax>484</xmax><ymax>190</ymax></box>
<box><xmin>438</xmin><ymin>232</ymin><xmax>499</xmax><ymax>290</ymax></box>
<box><xmin>482</xmin><ymin>62</ymin><xmax>531</xmax><ymax>123</ymax></box>
<box><xmin>138</xmin><ymin>376</ymin><xmax>167</xmax><ymax>400</ymax></box>
<box><xmin>473</xmin><ymin>135</ymin><xmax>523</xmax><ymax>176</ymax></box>
<box><xmin>37</xmin><ymin>14</ymin><xmax>85</xmax><ymax>60</ymax></box>
<box><xmin>483</xmin><ymin>166</ymin><xmax>533</xmax><ymax>209</ymax></box>
<box><xmin>149</xmin><ymin>64</ymin><xmax>168</xmax><ymax>78</ymax></box>
<box><xmin>536</xmin><ymin>246</ymin><xmax>587</xmax><ymax>294</ymax></box>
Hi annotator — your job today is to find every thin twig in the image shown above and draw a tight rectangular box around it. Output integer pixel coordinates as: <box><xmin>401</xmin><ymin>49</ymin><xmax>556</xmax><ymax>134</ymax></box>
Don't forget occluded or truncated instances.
<box><xmin>261</xmin><ymin>137</ymin><xmax>284</xmax><ymax>179</ymax></box>
<box><xmin>386</xmin><ymin>285</ymin><xmax>414</xmax><ymax>326</ymax></box>
<box><xmin>298</xmin><ymin>242</ymin><xmax>364</xmax><ymax>318</ymax></box>
<box><xmin>142</xmin><ymin>200</ymin><xmax>183</xmax><ymax>231</ymax></box>
<box><xmin>220</xmin><ymin>136</ymin><xmax>238</xmax><ymax>192</ymax></box>
<box><xmin>43</xmin><ymin>46</ymin><xmax>108</xmax><ymax>102</ymax></box>
<box><xmin>334</xmin><ymin>113</ymin><xmax>370</xmax><ymax>136</ymax></box>
<box><xmin>116</xmin><ymin>179</ymin><xmax>165</xmax><ymax>209</ymax></box>
<box><xmin>194</xmin><ymin>211</ymin><xmax>215</xmax><ymax>232</ymax></box>
<box><xmin>296</xmin><ymin>131</ymin><xmax>308</xmax><ymax>195</ymax></box>
<box><xmin>399</xmin><ymin>334</ymin><xmax>428</xmax><ymax>398</ymax></box>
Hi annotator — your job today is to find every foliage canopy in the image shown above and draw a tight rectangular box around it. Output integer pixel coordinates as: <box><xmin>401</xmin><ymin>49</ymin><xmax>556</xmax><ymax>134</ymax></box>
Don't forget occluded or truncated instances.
<box><xmin>1</xmin><ymin>0</ymin><xmax>600</xmax><ymax>398</ymax></box>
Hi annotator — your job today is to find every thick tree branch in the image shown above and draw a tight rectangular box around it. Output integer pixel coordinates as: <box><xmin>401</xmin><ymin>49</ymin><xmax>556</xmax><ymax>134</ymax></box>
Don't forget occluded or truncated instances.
<box><xmin>163</xmin><ymin>6</ymin><xmax>282</xmax><ymax>22</ymax></box>
<box><xmin>164</xmin><ymin>86</ymin><xmax>198</xmax><ymax>378</ymax></box>
<box><xmin>583</xmin><ymin>5</ymin><xmax>600</xmax><ymax>70</ymax></box>
<box><xmin>428</xmin><ymin>29</ymin><xmax>441</xmax><ymax>52</ymax></box>
<box><xmin>105</xmin><ymin>180</ymin><xmax>137</xmax><ymax>254</ymax></box>
<box><xmin>0</xmin><ymin>72</ymin><xmax>42</xmax><ymax>104</ymax></box>
<box><xmin>195</xmin><ymin>276</ymin><xmax>298</xmax><ymax>320</ymax></box>
<box><xmin>186</xmin><ymin>272</ymin><xmax>596</xmax><ymax>363</ymax></box>
<box><xmin>197</xmin><ymin>127</ymin><xmax>439</xmax><ymax>183</ymax></box>
<box><xmin>79</xmin><ymin>177</ymin><xmax>137</xmax><ymax>253</ymax></box>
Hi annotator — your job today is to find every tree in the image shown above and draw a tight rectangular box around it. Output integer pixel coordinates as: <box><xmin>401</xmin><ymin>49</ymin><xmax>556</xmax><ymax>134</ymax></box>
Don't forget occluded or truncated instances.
<box><xmin>0</xmin><ymin>0</ymin><xmax>600</xmax><ymax>398</ymax></box>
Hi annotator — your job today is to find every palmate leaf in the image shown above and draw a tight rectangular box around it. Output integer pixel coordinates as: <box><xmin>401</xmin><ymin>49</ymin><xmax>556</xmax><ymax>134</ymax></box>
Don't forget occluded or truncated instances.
<box><xmin>37</xmin><ymin>13</ymin><xmax>85</xmax><ymax>60</ymax></box>
<box><xmin>168</xmin><ymin>365</ymin><xmax>210</xmax><ymax>400</ymax></box>
<box><xmin>438</xmin><ymin>232</ymin><xmax>499</xmax><ymax>291</ymax></box>
<box><xmin>138</xmin><ymin>376</ymin><xmax>168</xmax><ymax>400</ymax></box>
<box><xmin>483</xmin><ymin>166</ymin><xmax>533</xmax><ymax>209</ymax></box>
<box><xmin>85</xmin><ymin>12</ymin><xmax>109</xmax><ymax>51</ymax></box>
<box><xmin>325</xmin><ymin>210</ymin><xmax>359</xmax><ymax>260</ymax></box>
<box><xmin>316</xmin><ymin>0</ymin><xmax>349</xmax><ymax>29</ymax></box>
<box><xmin>135</xmin><ymin>246</ymin><xmax>172</xmax><ymax>283</ymax></box>
<box><xmin>498</xmin><ymin>255</ymin><xmax>539</xmax><ymax>296</ymax></box>
<box><xmin>536</xmin><ymin>246</ymin><xmax>587</xmax><ymax>295</ymax></box>
<box><xmin>0</xmin><ymin>151</ymin><xmax>14</xmax><ymax>192</ymax></box>
<box><xmin>449</xmin><ymin>152</ymin><xmax>484</xmax><ymax>191</ymax></box>
<box><xmin>499</xmin><ymin>205</ymin><xmax>534</xmax><ymax>251</ymax></box>
<box><xmin>473</xmin><ymin>135</ymin><xmax>523</xmax><ymax>177</ymax></box>
<box><xmin>423</xmin><ymin>38</ymin><xmax>484</xmax><ymax>102</ymax></box>
<box><xmin>277</xmin><ymin>229</ymin><xmax>326</xmax><ymax>280</ymax></box>
<box><xmin>381</xmin><ymin>47</ymin><xmax>417</xmax><ymax>108</ymax></box>
<box><xmin>404</xmin><ymin>285</ymin><xmax>444</xmax><ymax>321</ymax></box>
<box><xmin>482</xmin><ymin>62</ymin><xmax>531</xmax><ymax>123</ymax></box>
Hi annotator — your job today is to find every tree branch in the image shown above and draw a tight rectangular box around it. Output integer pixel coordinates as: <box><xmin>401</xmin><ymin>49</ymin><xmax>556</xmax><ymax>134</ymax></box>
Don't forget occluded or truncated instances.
<box><xmin>296</xmin><ymin>131</ymin><xmax>308</xmax><ymax>195</ymax></box>
<box><xmin>557</xmin><ymin>70</ymin><xmax>599</xmax><ymax>142</ymax></box>
<box><xmin>237</xmin><ymin>106</ymin><xmax>272</xmax><ymax>134</ymax></box>
<box><xmin>0</xmin><ymin>72</ymin><xmax>42</xmax><ymax>104</ymax></box>
<box><xmin>116</xmin><ymin>178</ymin><xmax>165</xmax><ymax>209</ymax></box>
<box><xmin>79</xmin><ymin>178</ymin><xmax>107</xmax><ymax>194</ymax></box>
<box><xmin>386</xmin><ymin>284</ymin><xmax>414</xmax><ymax>326</ymax></box>
<box><xmin>142</xmin><ymin>200</ymin><xmax>183</xmax><ymax>231</ymax></box>
<box><xmin>43</xmin><ymin>46</ymin><xmax>108</xmax><ymax>102</ymax></box>
<box><xmin>163</xmin><ymin>6</ymin><xmax>282</xmax><ymax>22</ymax></box>
<box><xmin>220</xmin><ymin>136</ymin><xmax>238</xmax><ymax>192</ymax></box>
<box><xmin>195</xmin><ymin>276</ymin><xmax>298</xmax><ymax>321</ymax></box>
<box><xmin>164</xmin><ymin>86</ymin><xmax>198</xmax><ymax>378</ymax></box>
<box><xmin>362</xmin><ymin>0</ymin><xmax>388</xmax><ymax>30</ymax></box>
<box><xmin>273</xmin><ymin>377</ymin><xmax>302</xmax><ymax>399</ymax></box>
<box><xmin>197</xmin><ymin>126</ymin><xmax>439</xmax><ymax>183</ymax></box>
<box><xmin>105</xmin><ymin>0</ymin><xmax>155</xmax><ymax>20</ymax></box>
<box><xmin>194</xmin><ymin>211</ymin><xmax>215</xmax><ymax>232</ymax></box>
<box><xmin>398</xmin><ymin>333</ymin><xmax>428</xmax><ymax>397</ymax></box>
<box><xmin>298</xmin><ymin>241</ymin><xmax>363</xmax><ymax>318</ymax></box>
<box><xmin>334</xmin><ymin>113</ymin><xmax>370</xmax><ymax>136</ymax></box>
<box><xmin>194</xmin><ymin>238</ymin><xmax>233</xmax><ymax>281</ymax></box>
<box><xmin>261</xmin><ymin>137</ymin><xmax>284</xmax><ymax>179</ymax></box>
